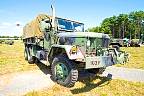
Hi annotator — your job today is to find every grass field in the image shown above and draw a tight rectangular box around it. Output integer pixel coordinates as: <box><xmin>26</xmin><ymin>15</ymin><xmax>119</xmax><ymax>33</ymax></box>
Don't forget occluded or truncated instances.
<box><xmin>0</xmin><ymin>40</ymin><xmax>38</xmax><ymax>75</ymax></box>
<box><xmin>0</xmin><ymin>40</ymin><xmax>144</xmax><ymax>96</ymax></box>
<box><xmin>116</xmin><ymin>47</ymin><xmax>144</xmax><ymax>69</ymax></box>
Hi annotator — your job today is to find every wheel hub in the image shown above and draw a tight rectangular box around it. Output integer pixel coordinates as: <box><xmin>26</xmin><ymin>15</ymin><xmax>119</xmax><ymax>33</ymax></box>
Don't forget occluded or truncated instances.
<box><xmin>56</xmin><ymin>63</ymin><xmax>69</xmax><ymax>81</ymax></box>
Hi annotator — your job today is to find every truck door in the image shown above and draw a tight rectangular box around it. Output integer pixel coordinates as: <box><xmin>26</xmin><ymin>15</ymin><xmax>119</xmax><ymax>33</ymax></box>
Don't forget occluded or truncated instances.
<box><xmin>40</xmin><ymin>19</ymin><xmax>52</xmax><ymax>51</ymax></box>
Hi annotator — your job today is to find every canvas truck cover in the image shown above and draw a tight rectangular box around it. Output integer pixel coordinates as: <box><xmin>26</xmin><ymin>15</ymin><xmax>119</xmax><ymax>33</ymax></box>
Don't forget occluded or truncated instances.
<box><xmin>23</xmin><ymin>14</ymin><xmax>50</xmax><ymax>39</ymax></box>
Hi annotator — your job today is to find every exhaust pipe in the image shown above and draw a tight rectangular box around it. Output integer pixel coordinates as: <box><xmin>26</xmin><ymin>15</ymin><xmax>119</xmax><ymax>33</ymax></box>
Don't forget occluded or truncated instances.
<box><xmin>51</xmin><ymin>5</ymin><xmax>55</xmax><ymax>28</ymax></box>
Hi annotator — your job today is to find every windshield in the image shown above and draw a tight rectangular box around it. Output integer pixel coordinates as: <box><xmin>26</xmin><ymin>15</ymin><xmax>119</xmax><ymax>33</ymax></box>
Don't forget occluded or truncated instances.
<box><xmin>73</xmin><ymin>23</ymin><xmax>84</xmax><ymax>32</ymax></box>
<box><xmin>57</xmin><ymin>18</ymin><xmax>84</xmax><ymax>32</ymax></box>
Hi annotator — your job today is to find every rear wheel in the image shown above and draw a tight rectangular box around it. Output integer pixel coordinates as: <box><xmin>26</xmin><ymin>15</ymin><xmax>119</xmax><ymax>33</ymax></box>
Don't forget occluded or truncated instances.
<box><xmin>28</xmin><ymin>56</ymin><xmax>35</xmax><ymax>64</ymax></box>
<box><xmin>24</xmin><ymin>48</ymin><xmax>28</xmax><ymax>60</ymax></box>
<box><xmin>51</xmin><ymin>55</ymin><xmax>78</xmax><ymax>87</ymax></box>
<box><xmin>27</xmin><ymin>46</ymin><xmax>35</xmax><ymax>64</ymax></box>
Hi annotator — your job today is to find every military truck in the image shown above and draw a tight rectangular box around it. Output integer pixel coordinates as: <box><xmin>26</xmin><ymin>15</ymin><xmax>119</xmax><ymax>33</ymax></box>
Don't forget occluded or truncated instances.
<box><xmin>0</xmin><ymin>40</ymin><xmax>4</xmax><ymax>44</ymax></box>
<box><xmin>23</xmin><ymin>13</ymin><xmax>128</xmax><ymax>87</ymax></box>
<box><xmin>5</xmin><ymin>40</ymin><xmax>14</xmax><ymax>45</ymax></box>
<box><xmin>130</xmin><ymin>39</ymin><xmax>141</xmax><ymax>47</ymax></box>
<box><xmin>110</xmin><ymin>38</ymin><xmax>129</xmax><ymax>47</ymax></box>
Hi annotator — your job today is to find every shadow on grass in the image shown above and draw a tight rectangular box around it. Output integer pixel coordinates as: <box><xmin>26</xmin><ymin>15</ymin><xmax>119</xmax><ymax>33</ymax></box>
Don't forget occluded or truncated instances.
<box><xmin>34</xmin><ymin>62</ymin><xmax>112</xmax><ymax>95</ymax></box>
<box><xmin>35</xmin><ymin>62</ymin><xmax>51</xmax><ymax>75</ymax></box>
<box><xmin>71</xmin><ymin>73</ymin><xmax>112</xmax><ymax>94</ymax></box>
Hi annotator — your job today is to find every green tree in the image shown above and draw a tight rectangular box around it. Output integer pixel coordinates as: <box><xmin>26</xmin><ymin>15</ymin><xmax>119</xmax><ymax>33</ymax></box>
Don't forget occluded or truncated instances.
<box><xmin>87</xmin><ymin>26</ymin><xmax>101</xmax><ymax>32</ymax></box>
<box><xmin>116</xmin><ymin>14</ymin><xmax>129</xmax><ymax>38</ymax></box>
<box><xmin>87</xmin><ymin>10</ymin><xmax>144</xmax><ymax>39</ymax></box>
<box><xmin>129</xmin><ymin>11</ymin><xmax>144</xmax><ymax>39</ymax></box>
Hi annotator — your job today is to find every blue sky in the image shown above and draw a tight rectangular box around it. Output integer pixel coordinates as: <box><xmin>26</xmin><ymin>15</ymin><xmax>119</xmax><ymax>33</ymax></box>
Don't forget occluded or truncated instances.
<box><xmin>0</xmin><ymin>0</ymin><xmax>144</xmax><ymax>36</ymax></box>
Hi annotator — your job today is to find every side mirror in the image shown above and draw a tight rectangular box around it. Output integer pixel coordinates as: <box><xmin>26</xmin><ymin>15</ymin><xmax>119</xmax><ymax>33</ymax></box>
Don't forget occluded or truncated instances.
<box><xmin>87</xmin><ymin>40</ymin><xmax>90</xmax><ymax>47</ymax></box>
<box><xmin>40</xmin><ymin>19</ymin><xmax>52</xmax><ymax>32</ymax></box>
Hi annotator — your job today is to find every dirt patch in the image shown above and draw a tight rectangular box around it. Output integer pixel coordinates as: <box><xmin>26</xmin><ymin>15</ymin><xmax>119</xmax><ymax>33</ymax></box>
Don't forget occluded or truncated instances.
<box><xmin>102</xmin><ymin>66</ymin><xmax>144</xmax><ymax>82</ymax></box>
<box><xmin>0</xmin><ymin>70</ymin><xmax>55</xmax><ymax>96</ymax></box>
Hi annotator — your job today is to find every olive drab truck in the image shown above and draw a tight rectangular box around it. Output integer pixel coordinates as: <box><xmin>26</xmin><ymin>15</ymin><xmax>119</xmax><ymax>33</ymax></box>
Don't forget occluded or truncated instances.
<box><xmin>23</xmin><ymin>7</ymin><xmax>128</xmax><ymax>87</ymax></box>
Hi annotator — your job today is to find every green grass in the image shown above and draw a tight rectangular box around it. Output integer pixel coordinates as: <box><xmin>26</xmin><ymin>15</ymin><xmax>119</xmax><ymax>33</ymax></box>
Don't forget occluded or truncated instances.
<box><xmin>0</xmin><ymin>40</ymin><xmax>38</xmax><ymax>75</ymax></box>
<box><xmin>115</xmin><ymin>47</ymin><xmax>144</xmax><ymax>69</ymax></box>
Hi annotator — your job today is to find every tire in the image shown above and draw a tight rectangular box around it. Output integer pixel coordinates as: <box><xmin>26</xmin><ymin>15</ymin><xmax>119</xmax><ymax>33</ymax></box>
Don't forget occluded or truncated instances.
<box><xmin>28</xmin><ymin>56</ymin><xmax>35</xmax><ymax>64</ymax></box>
<box><xmin>27</xmin><ymin>46</ymin><xmax>35</xmax><ymax>64</ymax></box>
<box><xmin>51</xmin><ymin>55</ymin><xmax>78</xmax><ymax>87</ymax></box>
<box><xmin>24</xmin><ymin>48</ymin><xmax>28</xmax><ymax>60</ymax></box>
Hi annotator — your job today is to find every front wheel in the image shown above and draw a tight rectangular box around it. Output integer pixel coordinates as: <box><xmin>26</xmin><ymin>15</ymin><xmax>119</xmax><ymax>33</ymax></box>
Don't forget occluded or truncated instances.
<box><xmin>51</xmin><ymin>55</ymin><xmax>78</xmax><ymax>87</ymax></box>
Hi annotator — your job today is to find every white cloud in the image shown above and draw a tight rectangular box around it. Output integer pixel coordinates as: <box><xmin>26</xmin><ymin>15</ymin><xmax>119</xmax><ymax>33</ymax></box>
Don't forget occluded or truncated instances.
<box><xmin>0</xmin><ymin>22</ymin><xmax>23</xmax><ymax>36</ymax></box>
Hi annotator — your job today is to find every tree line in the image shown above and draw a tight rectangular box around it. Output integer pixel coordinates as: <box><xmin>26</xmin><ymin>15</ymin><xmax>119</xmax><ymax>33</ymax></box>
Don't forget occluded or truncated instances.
<box><xmin>0</xmin><ymin>36</ymin><xmax>20</xmax><ymax>38</ymax></box>
<box><xmin>87</xmin><ymin>11</ymin><xmax>144</xmax><ymax>39</ymax></box>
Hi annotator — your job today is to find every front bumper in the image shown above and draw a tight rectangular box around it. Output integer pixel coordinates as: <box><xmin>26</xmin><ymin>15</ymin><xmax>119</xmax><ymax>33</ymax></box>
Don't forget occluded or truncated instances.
<box><xmin>85</xmin><ymin>56</ymin><xmax>113</xmax><ymax>69</ymax></box>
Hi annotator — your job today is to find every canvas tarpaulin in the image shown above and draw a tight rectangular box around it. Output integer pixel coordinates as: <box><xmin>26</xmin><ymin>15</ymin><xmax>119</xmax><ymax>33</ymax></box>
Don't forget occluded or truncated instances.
<box><xmin>23</xmin><ymin>14</ymin><xmax>50</xmax><ymax>39</ymax></box>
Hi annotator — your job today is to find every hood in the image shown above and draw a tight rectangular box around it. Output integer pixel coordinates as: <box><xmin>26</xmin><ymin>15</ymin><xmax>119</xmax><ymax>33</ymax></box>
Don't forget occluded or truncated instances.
<box><xmin>57</xmin><ymin>32</ymin><xmax>110</xmax><ymax>39</ymax></box>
